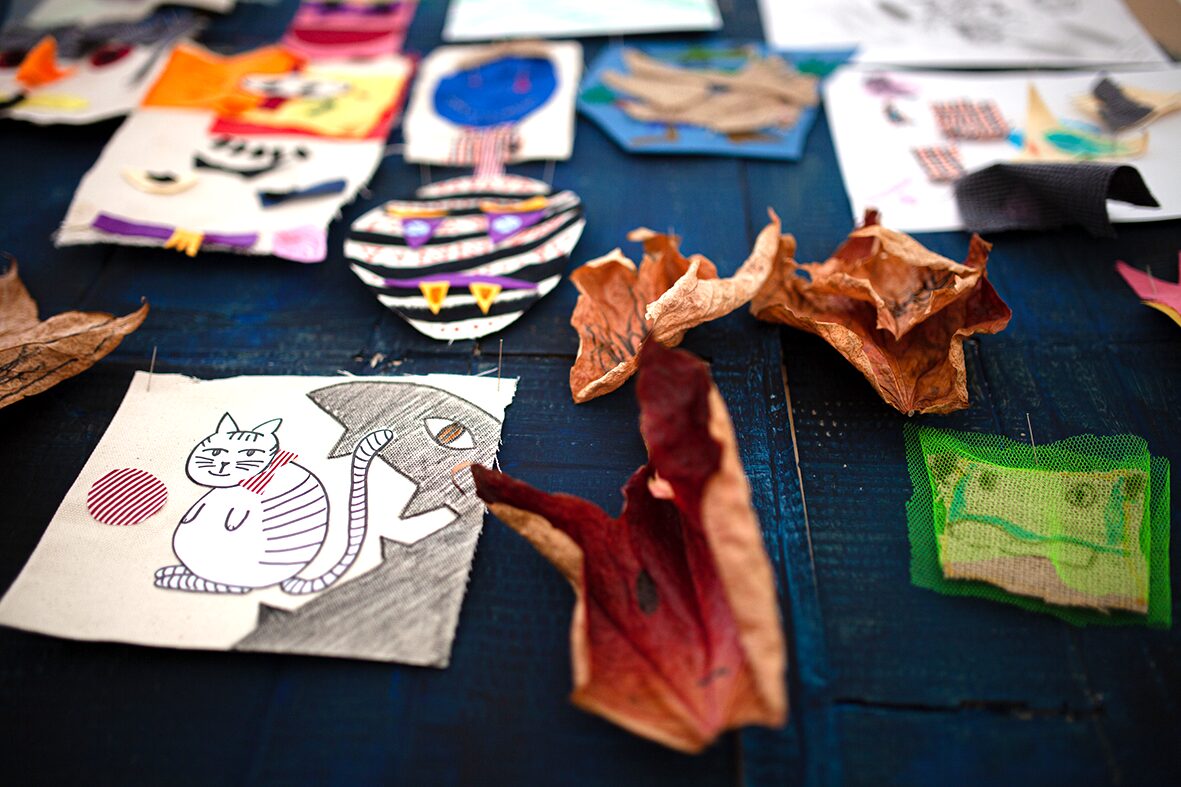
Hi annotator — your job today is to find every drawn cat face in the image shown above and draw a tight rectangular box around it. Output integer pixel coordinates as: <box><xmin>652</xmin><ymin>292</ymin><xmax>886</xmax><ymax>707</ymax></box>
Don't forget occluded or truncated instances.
<box><xmin>186</xmin><ymin>413</ymin><xmax>282</xmax><ymax>488</ymax></box>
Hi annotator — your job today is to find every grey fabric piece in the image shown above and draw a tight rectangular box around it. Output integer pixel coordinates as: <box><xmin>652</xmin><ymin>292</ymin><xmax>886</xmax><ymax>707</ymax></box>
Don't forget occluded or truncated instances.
<box><xmin>1093</xmin><ymin>77</ymin><xmax>1153</xmax><ymax>132</ymax></box>
<box><xmin>236</xmin><ymin>379</ymin><xmax>507</xmax><ymax>667</ymax></box>
<box><xmin>236</xmin><ymin>515</ymin><xmax>484</xmax><ymax>668</ymax></box>
<box><xmin>953</xmin><ymin>162</ymin><xmax>1159</xmax><ymax>238</ymax></box>
<box><xmin>308</xmin><ymin>381</ymin><xmax>503</xmax><ymax>518</ymax></box>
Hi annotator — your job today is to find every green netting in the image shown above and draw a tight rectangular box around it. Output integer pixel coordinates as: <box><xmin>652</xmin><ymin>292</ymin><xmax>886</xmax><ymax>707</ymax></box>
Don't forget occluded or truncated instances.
<box><xmin>904</xmin><ymin>424</ymin><xmax>1171</xmax><ymax>628</ymax></box>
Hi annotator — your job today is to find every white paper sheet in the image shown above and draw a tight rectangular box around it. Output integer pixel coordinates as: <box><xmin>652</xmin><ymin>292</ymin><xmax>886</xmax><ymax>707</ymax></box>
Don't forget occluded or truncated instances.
<box><xmin>825</xmin><ymin>66</ymin><xmax>1181</xmax><ymax>232</ymax></box>
<box><xmin>760</xmin><ymin>0</ymin><xmax>1167</xmax><ymax>67</ymax></box>
<box><xmin>0</xmin><ymin>372</ymin><xmax>516</xmax><ymax>666</ymax></box>
<box><xmin>443</xmin><ymin>0</ymin><xmax>721</xmax><ymax>41</ymax></box>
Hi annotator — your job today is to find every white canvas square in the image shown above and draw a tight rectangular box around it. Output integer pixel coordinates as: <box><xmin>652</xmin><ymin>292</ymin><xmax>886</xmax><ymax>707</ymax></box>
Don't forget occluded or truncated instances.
<box><xmin>0</xmin><ymin>372</ymin><xmax>517</xmax><ymax>666</ymax></box>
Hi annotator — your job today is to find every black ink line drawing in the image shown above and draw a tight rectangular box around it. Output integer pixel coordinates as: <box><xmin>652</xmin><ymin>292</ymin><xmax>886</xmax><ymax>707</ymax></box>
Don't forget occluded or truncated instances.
<box><xmin>155</xmin><ymin>412</ymin><xmax>393</xmax><ymax>594</ymax></box>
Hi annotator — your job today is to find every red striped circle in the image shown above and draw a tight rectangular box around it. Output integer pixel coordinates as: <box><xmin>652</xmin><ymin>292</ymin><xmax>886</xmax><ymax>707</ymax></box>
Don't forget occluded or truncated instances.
<box><xmin>86</xmin><ymin>468</ymin><xmax>168</xmax><ymax>526</ymax></box>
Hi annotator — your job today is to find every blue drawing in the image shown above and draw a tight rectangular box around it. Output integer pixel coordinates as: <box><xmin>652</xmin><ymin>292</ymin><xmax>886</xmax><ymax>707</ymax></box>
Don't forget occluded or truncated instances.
<box><xmin>434</xmin><ymin>55</ymin><xmax>558</xmax><ymax>128</ymax></box>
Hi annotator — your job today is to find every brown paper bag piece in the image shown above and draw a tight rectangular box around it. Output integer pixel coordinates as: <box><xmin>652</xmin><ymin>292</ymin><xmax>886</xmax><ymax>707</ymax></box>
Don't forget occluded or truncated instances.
<box><xmin>0</xmin><ymin>261</ymin><xmax>148</xmax><ymax>409</ymax></box>
<box><xmin>751</xmin><ymin>211</ymin><xmax>1011</xmax><ymax>415</ymax></box>
<box><xmin>602</xmin><ymin>49</ymin><xmax>817</xmax><ymax>136</ymax></box>
<box><xmin>569</xmin><ymin>214</ymin><xmax>780</xmax><ymax>403</ymax></box>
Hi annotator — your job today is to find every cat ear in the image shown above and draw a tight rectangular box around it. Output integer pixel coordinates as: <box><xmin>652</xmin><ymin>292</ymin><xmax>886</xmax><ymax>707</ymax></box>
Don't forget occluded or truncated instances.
<box><xmin>216</xmin><ymin>413</ymin><xmax>239</xmax><ymax>434</ymax></box>
<box><xmin>253</xmin><ymin>418</ymin><xmax>282</xmax><ymax>435</ymax></box>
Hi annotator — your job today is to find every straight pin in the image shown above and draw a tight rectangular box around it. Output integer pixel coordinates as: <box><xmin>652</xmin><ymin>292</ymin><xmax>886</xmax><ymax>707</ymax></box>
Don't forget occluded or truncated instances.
<box><xmin>497</xmin><ymin>338</ymin><xmax>504</xmax><ymax>391</ymax></box>
<box><xmin>543</xmin><ymin>159</ymin><xmax>555</xmax><ymax>186</ymax></box>
<box><xmin>1145</xmin><ymin>265</ymin><xmax>1158</xmax><ymax>295</ymax></box>
<box><xmin>147</xmin><ymin>345</ymin><xmax>158</xmax><ymax>392</ymax></box>
<box><xmin>1025</xmin><ymin>412</ymin><xmax>1038</xmax><ymax>466</ymax></box>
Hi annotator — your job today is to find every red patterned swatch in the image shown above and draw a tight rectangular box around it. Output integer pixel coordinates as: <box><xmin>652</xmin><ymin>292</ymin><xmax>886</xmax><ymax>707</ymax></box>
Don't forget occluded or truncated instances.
<box><xmin>87</xmin><ymin>469</ymin><xmax>168</xmax><ymax>525</ymax></box>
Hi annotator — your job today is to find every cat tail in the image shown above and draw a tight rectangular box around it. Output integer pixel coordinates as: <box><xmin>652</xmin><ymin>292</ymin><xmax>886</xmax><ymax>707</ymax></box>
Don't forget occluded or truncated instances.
<box><xmin>280</xmin><ymin>429</ymin><xmax>393</xmax><ymax>595</ymax></box>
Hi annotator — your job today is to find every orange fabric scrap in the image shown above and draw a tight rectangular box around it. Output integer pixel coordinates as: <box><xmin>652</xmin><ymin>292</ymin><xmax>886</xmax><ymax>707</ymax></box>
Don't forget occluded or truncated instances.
<box><xmin>141</xmin><ymin>44</ymin><xmax>303</xmax><ymax>116</ymax></box>
<box><xmin>568</xmin><ymin>214</ymin><xmax>780</xmax><ymax>403</ymax></box>
<box><xmin>751</xmin><ymin>210</ymin><xmax>1011</xmax><ymax>415</ymax></box>
<box><xmin>16</xmin><ymin>36</ymin><xmax>74</xmax><ymax>88</ymax></box>
<box><xmin>1</xmin><ymin>262</ymin><xmax>148</xmax><ymax>410</ymax></box>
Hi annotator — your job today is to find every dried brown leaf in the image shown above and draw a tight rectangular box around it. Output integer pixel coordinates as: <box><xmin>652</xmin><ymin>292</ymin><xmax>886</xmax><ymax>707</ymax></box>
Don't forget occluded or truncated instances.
<box><xmin>751</xmin><ymin>212</ymin><xmax>1011</xmax><ymax>415</ymax></box>
<box><xmin>568</xmin><ymin>214</ymin><xmax>779</xmax><ymax>403</ymax></box>
<box><xmin>474</xmin><ymin>342</ymin><xmax>786</xmax><ymax>752</ymax></box>
<box><xmin>0</xmin><ymin>261</ymin><xmax>148</xmax><ymax>409</ymax></box>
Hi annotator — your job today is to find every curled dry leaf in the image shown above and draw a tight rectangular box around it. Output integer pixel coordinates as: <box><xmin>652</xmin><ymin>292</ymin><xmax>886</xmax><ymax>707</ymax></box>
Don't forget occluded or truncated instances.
<box><xmin>0</xmin><ymin>261</ymin><xmax>148</xmax><ymax>409</ymax></box>
<box><xmin>751</xmin><ymin>211</ymin><xmax>1011</xmax><ymax>415</ymax></box>
<box><xmin>472</xmin><ymin>341</ymin><xmax>786</xmax><ymax>753</ymax></box>
<box><xmin>568</xmin><ymin>213</ymin><xmax>780</xmax><ymax>403</ymax></box>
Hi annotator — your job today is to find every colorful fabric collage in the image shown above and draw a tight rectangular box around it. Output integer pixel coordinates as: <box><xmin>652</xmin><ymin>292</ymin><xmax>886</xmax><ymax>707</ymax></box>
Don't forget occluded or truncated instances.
<box><xmin>53</xmin><ymin>1</ymin><xmax>417</xmax><ymax>263</ymax></box>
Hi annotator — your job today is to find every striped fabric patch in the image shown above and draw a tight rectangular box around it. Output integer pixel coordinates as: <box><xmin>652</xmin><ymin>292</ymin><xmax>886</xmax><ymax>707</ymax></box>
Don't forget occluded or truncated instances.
<box><xmin>87</xmin><ymin>468</ymin><xmax>168</xmax><ymax>526</ymax></box>
<box><xmin>345</xmin><ymin>174</ymin><xmax>585</xmax><ymax>340</ymax></box>
<box><xmin>912</xmin><ymin>145</ymin><xmax>965</xmax><ymax>183</ymax></box>
<box><xmin>450</xmin><ymin>126</ymin><xmax>517</xmax><ymax>179</ymax></box>
<box><xmin>240</xmin><ymin>451</ymin><xmax>298</xmax><ymax>494</ymax></box>
<box><xmin>931</xmin><ymin>99</ymin><xmax>1008</xmax><ymax>140</ymax></box>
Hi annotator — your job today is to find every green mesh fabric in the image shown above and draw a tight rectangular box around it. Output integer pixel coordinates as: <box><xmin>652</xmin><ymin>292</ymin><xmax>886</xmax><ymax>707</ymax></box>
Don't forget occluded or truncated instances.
<box><xmin>904</xmin><ymin>424</ymin><xmax>1171</xmax><ymax>628</ymax></box>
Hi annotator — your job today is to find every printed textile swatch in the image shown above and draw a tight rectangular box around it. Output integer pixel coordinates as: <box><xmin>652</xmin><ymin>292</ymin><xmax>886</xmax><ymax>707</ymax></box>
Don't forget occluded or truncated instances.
<box><xmin>0</xmin><ymin>371</ymin><xmax>517</xmax><ymax>666</ymax></box>
<box><xmin>954</xmin><ymin>162</ymin><xmax>1159</xmax><ymax>238</ymax></box>
<box><xmin>931</xmin><ymin>99</ymin><xmax>1008</xmax><ymax>141</ymax></box>
<box><xmin>0</xmin><ymin>10</ymin><xmax>201</xmax><ymax>125</ymax></box>
<box><xmin>578</xmin><ymin>42</ymin><xmax>826</xmax><ymax>161</ymax></box>
<box><xmin>1115</xmin><ymin>255</ymin><xmax>1181</xmax><ymax>328</ymax></box>
<box><xmin>346</xmin><ymin>174</ymin><xmax>585</xmax><ymax>340</ymax></box>
<box><xmin>403</xmin><ymin>41</ymin><xmax>582</xmax><ymax>167</ymax></box>
<box><xmin>55</xmin><ymin>43</ymin><xmax>414</xmax><ymax>262</ymax></box>
<box><xmin>905</xmin><ymin>425</ymin><xmax>1171</xmax><ymax>627</ymax></box>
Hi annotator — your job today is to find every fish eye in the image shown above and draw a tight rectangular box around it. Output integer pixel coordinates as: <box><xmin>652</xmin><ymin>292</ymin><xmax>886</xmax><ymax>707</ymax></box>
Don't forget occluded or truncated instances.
<box><xmin>424</xmin><ymin>417</ymin><xmax>475</xmax><ymax>450</ymax></box>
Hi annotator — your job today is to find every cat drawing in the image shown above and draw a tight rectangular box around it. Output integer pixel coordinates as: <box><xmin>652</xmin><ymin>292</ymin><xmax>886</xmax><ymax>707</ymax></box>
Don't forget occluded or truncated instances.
<box><xmin>155</xmin><ymin>413</ymin><xmax>393</xmax><ymax>595</ymax></box>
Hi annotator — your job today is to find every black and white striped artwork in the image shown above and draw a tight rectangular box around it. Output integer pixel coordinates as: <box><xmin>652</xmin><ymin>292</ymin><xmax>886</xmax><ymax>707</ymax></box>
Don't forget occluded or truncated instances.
<box><xmin>345</xmin><ymin>173</ymin><xmax>585</xmax><ymax>340</ymax></box>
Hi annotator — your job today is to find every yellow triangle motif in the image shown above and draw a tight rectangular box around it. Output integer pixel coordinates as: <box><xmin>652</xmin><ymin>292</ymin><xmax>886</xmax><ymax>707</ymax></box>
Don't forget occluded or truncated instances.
<box><xmin>419</xmin><ymin>281</ymin><xmax>449</xmax><ymax>315</ymax></box>
<box><xmin>469</xmin><ymin>282</ymin><xmax>502</xmax><ymax>315</ymax></box>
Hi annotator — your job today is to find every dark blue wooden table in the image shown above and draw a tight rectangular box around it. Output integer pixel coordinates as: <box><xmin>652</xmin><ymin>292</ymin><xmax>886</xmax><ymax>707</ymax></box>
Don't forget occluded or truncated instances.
<box><xmin>1</xmin><ymin>1</ymin><xmax>1178</xmax><ymax>784</ymax></box>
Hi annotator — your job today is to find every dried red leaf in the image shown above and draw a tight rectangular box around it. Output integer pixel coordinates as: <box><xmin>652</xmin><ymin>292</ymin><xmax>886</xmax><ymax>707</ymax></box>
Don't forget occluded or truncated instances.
<box><xmin>473</xmin><ymin>342</ymin><xmax>786</xmax><ymax>752</ymax></box>
<box><xmin>751</xmin><ymin>211</ymin><xmax>1011</xmax><ymax>415</ymax></box>
<box><xmin>568</xmin><ymin>215</ymin><xmax>779</xmax><ymax>403</ymax></box>
<box><xmin>0</xmin><ymin>261</ymin><xmax>148</xmax><ymax>409</ymax></box>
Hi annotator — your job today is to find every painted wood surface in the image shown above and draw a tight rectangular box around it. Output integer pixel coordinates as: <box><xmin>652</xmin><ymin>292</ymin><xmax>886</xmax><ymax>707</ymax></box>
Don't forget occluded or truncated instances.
<box><xmin>0</xmin><ymin>1</ymin><xmax>1177</xmax><ymax>785</ymax></box>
